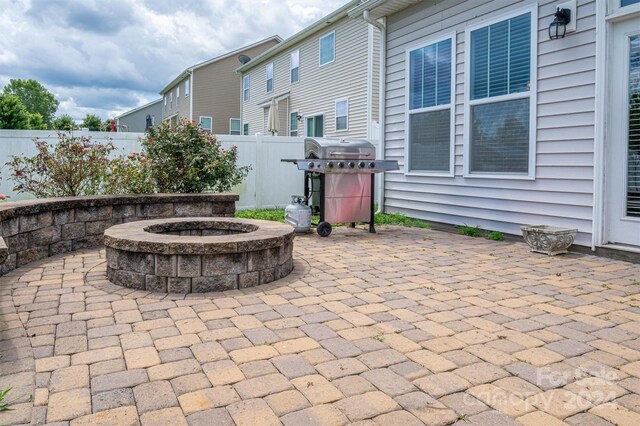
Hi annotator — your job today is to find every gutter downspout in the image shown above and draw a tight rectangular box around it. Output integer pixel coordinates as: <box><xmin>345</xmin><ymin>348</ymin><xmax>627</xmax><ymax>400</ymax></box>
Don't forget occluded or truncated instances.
<box><xmin>362</xmin><ymin>10</ymin><xmax>386</xmax><ymax>214</ymax></box>
<box><xmin>188</xmin><ymin>70</ymin><xmax>194</xmax><ymax>121</ymax></box>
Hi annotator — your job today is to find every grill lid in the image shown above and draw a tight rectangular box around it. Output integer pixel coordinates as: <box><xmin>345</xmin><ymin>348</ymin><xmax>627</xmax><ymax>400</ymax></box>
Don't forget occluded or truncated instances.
<box><xmin>305</xmin><ymin>137</ymin><xmax>376</xmax><ymax>159</ymax></box>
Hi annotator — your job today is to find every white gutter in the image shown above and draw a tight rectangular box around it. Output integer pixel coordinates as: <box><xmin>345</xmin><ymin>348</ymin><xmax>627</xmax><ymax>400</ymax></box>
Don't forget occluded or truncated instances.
<box><xmin>592</xmin><ymin>0</ymin><xmax>607</xmax><ymax>251</ymax></box>
<box><xmin>188</xmin><ymin>70</ymin><xmax>194</xmax><ymax>121</ymax></box>
<box><xmin>362</xmin><ymin>10</ymin><xmax>386</xmax><ymax>214</ymax></box>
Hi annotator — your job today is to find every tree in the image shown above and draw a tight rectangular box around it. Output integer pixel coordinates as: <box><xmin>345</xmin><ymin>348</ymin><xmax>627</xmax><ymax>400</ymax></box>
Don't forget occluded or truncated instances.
<box><xmin>2</xmin><ymin>79</ymin><xmax>59</xmax><ymax>127</ymax></box>
<box><xmin>27</xmin><ymin>112</ymin><xmax>47</xmax><ymax>130</ymax></box>
<box><xmin>52</xmin><ymin>114</ymin><xmax>77</xmax><ymax>131</ymax></box>
<box><xmin>0</xmin><ymin>94</ymin><xmax>30</xmax><ymax>129</ymax></box>
<box><xmin>81</xmin><ymin>114</ymin><xmax>102</xmax><ymax>131</ymax></box>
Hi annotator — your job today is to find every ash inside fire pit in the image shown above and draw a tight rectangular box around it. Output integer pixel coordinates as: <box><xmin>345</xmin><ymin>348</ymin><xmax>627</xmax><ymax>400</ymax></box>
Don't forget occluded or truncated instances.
<box><xmin>104</xmin><ymin>217</ymin><xmax>294</xmax><ymax>293</ymax></box>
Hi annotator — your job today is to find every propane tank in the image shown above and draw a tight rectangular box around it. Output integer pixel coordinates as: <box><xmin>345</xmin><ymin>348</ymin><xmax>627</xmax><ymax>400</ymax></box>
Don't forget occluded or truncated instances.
<box><xmin>285</xmin><ymin>195</ymin><xmax>311</xmax><ymax>233</ymax></box>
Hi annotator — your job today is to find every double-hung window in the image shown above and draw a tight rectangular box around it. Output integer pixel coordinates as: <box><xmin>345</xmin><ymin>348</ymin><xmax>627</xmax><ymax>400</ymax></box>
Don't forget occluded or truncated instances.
<box><xmin>266</xmin><ymin>62</ymin><xmax>274</xmax><ymax>93</ymax></box>
<box><xmin>163</xmin><ymin>96</ymin><xmax>166</xmax><ymax>112</ymax></box>
<box><xmin>199</xmin><ymin>116</ymin><xmax>212</xmax><ymax>131</ymax></box>
<box><xmin>465</xmin><ymin>8</ymin><xmax>536</xmax><ymax>177</ymax></box>
<box><xmin>243</xmin><ymin>75</ymin><xmax>249</xmax><ymax>101</ymax></box>
<box><xmin>229</xmin><ymin>118</ymin><xmax>241</xmax><ymax>135</ymax></box>
<box><xmin>243</xmin><ymin>123</ymin><xmax>249</xmax><ymax>136</ymax></box>
<box><xmin>185</xmin><ymin>78</ymin><xmax>190</xmax><ymax>97</ymax></box>
<box><xmin>169</xmin><ymin>92</ymin><xmax>173</xmax><ymax>110</ymax></box>
<box><xmin>290</xmin><ymin>112</ymin><xmax>298</xmax><ymax>136</ymax></box>
<box><xmin>176</xmin><ymin>86</ymin><xmax>180</xmax><ymax>106</ymax></box>
<box><xmin>406</xmin><ymin>34</ymin><xmax>455</xmax><ymax>174</ymax></box>
<box><xmin>335</xmin><ymin>99</ymin><xmax>348</xmax><ymax>132</ymax></box>
<box><xmin>291</xmin><ymin>50</ymin><xmax>299</xmax><ymax>83</ymax></box>
<box><xmin>320</xmin><ymin>32</ymin><xmax>335</xmax><ymax>65</ymax></box>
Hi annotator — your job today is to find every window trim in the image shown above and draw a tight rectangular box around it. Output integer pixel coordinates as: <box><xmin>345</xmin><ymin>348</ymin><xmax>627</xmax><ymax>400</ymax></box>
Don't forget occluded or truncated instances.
<box><xmin>243</xmin><ymin>75</ymin><xmax>250</xmax><ymax>102</ymax></box>
<box><xmin>199</xmin><ymin>116</ymin><xmax>213</xmax><ymax>131</ymax></box>
<box><xmin>291</xmin><ymin>49</ymin><xmax>300</xmax><ymax>84</ymax></box>
<box><xmin>266</xmin><ymin>62</ymin><xmax>274</xmax><ymax>93</ymax></box>
<box><xmin>335</xmin><ymin>98</ymin><xmax>349</xmax><ymax>132</ymax></box>
<box><xmin>462</xmin><ymin>4</ymin><xmax>538</xmax><ymax>180</ymax></box>
<box><xmin>290</xmin><ymin>111</ymin><xmax>299</xmax><ymax>136</ymax></box>
<box><xmin>404</xmin><ymin>31</ymin><xmax>457</xmax><ymax>177</ymax></box>
<box><xmin>229</xmin><ymin>118</ymin><xmax>241</xmax><ymax>135</ymax></box>
<box><xmin>319</xmin><ymin>31</ymin><xmax>336</xmax><ymax>66</ymax></box>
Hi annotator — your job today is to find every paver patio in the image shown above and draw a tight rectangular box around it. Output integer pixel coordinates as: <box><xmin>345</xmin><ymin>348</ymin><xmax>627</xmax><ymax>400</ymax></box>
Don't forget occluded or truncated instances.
<box><xmin>1</xmin><ymin>225</ymin><xmax>640</xmax><ymax>425</ymax></box>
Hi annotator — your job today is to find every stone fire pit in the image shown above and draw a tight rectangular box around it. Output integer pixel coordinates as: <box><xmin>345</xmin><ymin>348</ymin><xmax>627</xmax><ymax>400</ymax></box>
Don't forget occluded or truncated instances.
<box><xmin>104</xmin><ymin>217</ymin><xmax>294</xmax><ymax>293</ymax></box>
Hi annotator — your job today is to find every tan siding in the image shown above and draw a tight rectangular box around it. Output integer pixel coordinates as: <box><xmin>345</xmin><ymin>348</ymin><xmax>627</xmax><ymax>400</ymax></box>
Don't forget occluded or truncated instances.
<box><xmin>384</xmin><ymin>0</ymin><xmax>597</xmax><ymax>246</ymax></box>
<box><xmin>242</xmin><ymin>19</ymin><xmax>379</xmax><ymax>139</ymax></box>
<box><xmin>161</xmin><ymin>76</ymin><xmax>190</xmax><ymax>122</ymax></box>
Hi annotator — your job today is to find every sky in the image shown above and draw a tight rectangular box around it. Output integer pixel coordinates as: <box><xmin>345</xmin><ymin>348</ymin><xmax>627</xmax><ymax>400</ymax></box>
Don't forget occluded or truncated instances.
<box><xmin>0</xmin><ymin>0</ymin><xmax>349</xmax><ymax>121</ymax></box>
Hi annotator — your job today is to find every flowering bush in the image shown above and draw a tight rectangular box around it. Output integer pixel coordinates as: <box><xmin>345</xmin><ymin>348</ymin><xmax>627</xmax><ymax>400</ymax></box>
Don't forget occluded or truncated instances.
<box><xmin>103</xmin><ymin>152</ymin><xmax>156</xmax><ymax>195</ymax></box>
<box><xmin>8</xmin><ymin>132</ymin><xmax>116</xmax><ymax>197</ymax></box>
<box><xmin>143</xmin><ymin>120</ymin><xmax>249</xmax><ymax>193</ymax></box>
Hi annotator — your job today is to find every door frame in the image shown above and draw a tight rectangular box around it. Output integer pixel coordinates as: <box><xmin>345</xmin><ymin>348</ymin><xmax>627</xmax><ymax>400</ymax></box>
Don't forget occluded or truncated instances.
<box><xmin>593</xmin><ymin>3</ymin><xmax>640</xmax><ymax>250</ymax></box>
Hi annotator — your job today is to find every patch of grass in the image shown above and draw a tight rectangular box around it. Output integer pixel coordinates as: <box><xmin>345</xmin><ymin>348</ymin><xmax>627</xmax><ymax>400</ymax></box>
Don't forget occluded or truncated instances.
<box><xmin>374</xmin><ymin>212</ymin><xmax>430</xmax><ymax>229</ymax></box>
<box><xmin>0</xmin><ymin>387</ymin><xmax>15</xmax><ymax>412</ymax></box>
<box><xmin>631</xmin><ymin>280</ymin><xmax>640</xmax><ymax>286</ymax></box>
<box><xmin>372</xmin><ymin>335</ymin><xmax>385</xmax><ymax>342</ymax></box>
<box><xmin>486</xmin><ymin>231</ymin><xmax>504</xmax><ymax>241</ymax></box>
<box><xmin>235</xmin><ymin>208</ymin><xmax>285</xmax><ymax>223</ymax></box>
<box><xmin>235</xmin><ymin>208</ymin><xmax>431</xmax><ymax>229</ymax></box>
<box><xmin>458</xmin><ymin>225</ymin><xmax>483</xmax><ymax>237</ymax></box>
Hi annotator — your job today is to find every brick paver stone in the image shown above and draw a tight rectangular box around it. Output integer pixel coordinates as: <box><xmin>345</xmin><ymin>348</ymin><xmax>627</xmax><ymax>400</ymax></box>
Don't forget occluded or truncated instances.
<box><xmin>291</xmin><ymin>374</ymin><xmax>344</xmax><ymax>404</ymax></box>
<box><xmin>49</xmin><ymin>364</ymin><xmax>89</xmax><ymax>393</ymax></box>
<box><xmin>334</xmin><ymin>390</ymin><xmax>400</xmax><ymax>421</ymax></box>
<box><xmin>133</xmin><ymin>380</ymin><xmax>178</xmax><ymax>414</ymax></box>
<box><xmin>124</xmin><ymin>347</ymin><xmax>161</xmax><ymax>369</ymax></box>
<box><xmin>140</xmin><ymin>407</ymin><xmax>188</xmax><ymax>426</ymax></box>
<box><xmin>69</xmin><ymin>406</ymin><xmax>140</xmax><ymax>426</ymax></box>
<box><xmin>316</xmin><ymin>358</ymin><xmax>369</xmax><ymax>380</ymax></box>
<box><xmin>47</xmin><ymin>388</ymin><xmax>92</xmax><ymax>422</ymax></box>
<box><xmin>264</xmin><ymin>389</ymin><xmax>311</xmax><ymax>416</ymax></box>
<box><xmin>233</xmin><ymin>372</ymin><xmax>293</xmax><ymax>399</ymax></box>
<box><xmin>281</xmin><ymin>404</ymin><xmax>349</xmax><ymax>426</ymax></box>
<box><xmin>414</xmin><ymin>372</ymin><xmax>471</xmax><ymax>398</ymax></box>
<box><xmin>589</xmin><ymin>402</ymin><xmax>640</xmax><ymax>426</ymax></box>
<box><xmin>395</xmin><ymin>391</ymin><xmax>458</xmax><ymax>425</ymax></box>
<box><xmin>177</xmin><ymin>386</ymin><xmax>240</xmax><ymax>415</ymax></box>
<box><xmin>271</xmin><ymin>354</ymin><xmax>316</xmax><ymax>379</ymax></box>
<box><xmin>227</xmin><ymin>398</ymin><xmax>281</xmax><ymax>426</ymax></box>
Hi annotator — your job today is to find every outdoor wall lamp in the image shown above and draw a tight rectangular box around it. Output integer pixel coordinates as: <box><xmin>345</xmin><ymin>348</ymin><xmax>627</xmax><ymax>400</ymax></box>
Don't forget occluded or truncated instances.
<box><xmin>549</xmin><ymin>0</ymin><xmax>576</xmax><ymax>40</ymax></box>
<box><xmin>549</xmin><ymin>8</ymin><xmax>570</xmax><ymax>39</ymax></box>
<box><xmin>296</xmin><ymin>114</ymin><xmax>303</xmax><ymax>121</ymax></box>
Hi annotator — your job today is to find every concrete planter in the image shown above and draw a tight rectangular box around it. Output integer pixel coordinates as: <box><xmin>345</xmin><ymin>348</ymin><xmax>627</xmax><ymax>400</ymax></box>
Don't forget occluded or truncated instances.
<box><xmin>521</xmin><ymin>225</ymin><xmax>577</xmax><ymax>256</ymax></box>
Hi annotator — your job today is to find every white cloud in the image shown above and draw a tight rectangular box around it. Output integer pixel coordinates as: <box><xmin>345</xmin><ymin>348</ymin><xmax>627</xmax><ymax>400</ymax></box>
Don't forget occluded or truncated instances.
<box><xmin>0</xmin><ymin>0</ymin><xmax>349</xmax><ymax>120</ymax></box>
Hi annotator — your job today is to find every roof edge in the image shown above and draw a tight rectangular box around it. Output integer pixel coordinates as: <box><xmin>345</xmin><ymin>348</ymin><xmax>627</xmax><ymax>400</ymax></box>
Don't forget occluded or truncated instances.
<box><xmin>159</xmin><ymin>35</ymin><xmax>283</xmax><ymax>94</ymax></box>
<box><xmin>115</xmin><ymin>98</ymin><xmax>162</xmax><ymax>119</ymax></box>
<box><xmin>235</xmin><ymin>0</ymin><xmax>364</xmax><ymax>73</ymax></box>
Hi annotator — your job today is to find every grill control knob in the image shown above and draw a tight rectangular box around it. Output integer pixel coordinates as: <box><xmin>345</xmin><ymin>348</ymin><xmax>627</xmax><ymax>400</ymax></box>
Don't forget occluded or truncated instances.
<box><xmin>358</xmin><ymin>161</ymin><xmax>365</xmax><ymax>168</ymax></box>
<box><xmin>337</xmin><ymin>161</ymin><xmax>345</xmax><ymax>168</ymax></box>
<box><xmin>348</xmin><ymin>162</ymin><xmax>355</xmax><ymax>168</ymax></box>
<box><xmin>369</xmin><ymin>162</ymin><xmax>376</xmax><ymax>168</ymax></box>
<box><xmin>308</xmin><ymin>162</ymin><xmax>314</xmax><ymax>169</ymax></box>
<box><xmin>327</xmin><ymin>162</ymin><xmax>334</xmax><ymax>168</ymax></box>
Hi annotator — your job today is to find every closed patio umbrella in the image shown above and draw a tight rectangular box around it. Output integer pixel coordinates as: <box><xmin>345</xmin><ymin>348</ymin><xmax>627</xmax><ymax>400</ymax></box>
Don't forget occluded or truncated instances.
<box><xmin>267</xmin><ymin>98</ymin><xmax>279</xmax><ymax>135</ymax></box>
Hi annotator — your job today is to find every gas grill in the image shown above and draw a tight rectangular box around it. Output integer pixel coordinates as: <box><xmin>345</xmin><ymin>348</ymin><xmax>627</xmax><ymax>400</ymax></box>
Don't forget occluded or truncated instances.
<box><xmin>284</xmin><ymin>137</ymin><xmax>398</xmax><ymax>237</ymax></box>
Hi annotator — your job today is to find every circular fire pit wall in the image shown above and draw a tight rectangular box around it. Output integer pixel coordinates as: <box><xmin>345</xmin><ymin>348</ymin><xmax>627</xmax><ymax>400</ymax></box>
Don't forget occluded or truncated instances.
<box><xmin>104</xmin><ymin>218</ymin><xmax>295</xmax><ymax>293</ymax></box>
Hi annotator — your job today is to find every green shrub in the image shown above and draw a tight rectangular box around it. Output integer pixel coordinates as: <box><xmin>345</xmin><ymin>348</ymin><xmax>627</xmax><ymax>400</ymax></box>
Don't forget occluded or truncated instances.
<box><xmin>8</xmin><ymin>132</ymin><xmax>115</xmax><ymax>197</ymax></box>
<box><xmin>143</xmin><ymin>121</ymin><xmax>249</xmax><ymax>193</ymax></box>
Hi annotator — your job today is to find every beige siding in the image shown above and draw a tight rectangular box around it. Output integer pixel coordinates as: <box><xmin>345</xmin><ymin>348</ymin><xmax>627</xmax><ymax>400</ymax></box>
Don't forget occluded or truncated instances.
<box><xmin>384</xmin><ymin>0</ymin><xmax>596</xmax><ymax>246</ymax></box>
<box><xmin>193</xmin><ymin>40</ymin><xmax>279</xmax><ymax>135</ymax></box>
<box><xmin>242</xmin><ymin>19</ymin><xmax>378</xmax><ymax>139</ymax></box>
<box><xmin>162</xmin><ymin>77</ymin><xmax>190</xmax><ymax>123</ymax></box>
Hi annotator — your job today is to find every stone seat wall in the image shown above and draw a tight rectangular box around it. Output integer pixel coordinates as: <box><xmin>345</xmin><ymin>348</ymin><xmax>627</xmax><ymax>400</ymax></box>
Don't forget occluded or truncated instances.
<box><xmin>0</xmin><ymin>193</ymin><xmax>239</xmax><ymax>275</ymax></box>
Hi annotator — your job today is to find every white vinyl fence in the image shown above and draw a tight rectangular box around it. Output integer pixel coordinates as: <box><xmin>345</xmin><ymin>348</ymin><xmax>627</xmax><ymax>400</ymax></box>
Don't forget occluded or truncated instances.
<box><xmin>0</xmin><ymin>130</ymin><xmax>379</xmax><ymax>210</ymax></box>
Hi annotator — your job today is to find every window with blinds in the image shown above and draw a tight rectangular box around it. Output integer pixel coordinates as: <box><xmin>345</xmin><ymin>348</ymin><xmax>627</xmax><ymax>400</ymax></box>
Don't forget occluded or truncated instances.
<box><xmin>468</xmin><ymin>11</ymin><xmax>533</xmax><ymax>175</ymax></box>
<box><xmin>407</xmin><ymin>36</ymin><xmax>454</xmax><ymax>173</ymax></box>
<box><xmin>627</xmin><ymin>35</ymin><xmax>640</xmax><ymax>217</ymax></box>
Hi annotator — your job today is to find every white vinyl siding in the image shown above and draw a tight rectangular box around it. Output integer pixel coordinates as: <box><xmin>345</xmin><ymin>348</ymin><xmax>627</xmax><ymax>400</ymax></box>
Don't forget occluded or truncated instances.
<box><xmin>383</xmin><ymin>0</ymin><xmax>597</xmax><ymax>246</ymax></box>
<box><xmin>243</xmin><ymin>75</ymin><xmax>250</xmax><ymax>102</ymax></box>
<box><xmin>266</xmin><ymin>62</ymin><xmax>274</xmax><ymax>93</ymax></box>
<box><xmin>320</xmin><ymin>32</ymin><xmax>335</xmax><ymax>65</ymax></box>
<box><xmin>406</xmin><ymin>34</ymin><xmax>455</xmax><ymax>175</ymax></box>
<box><xmin>229</xmin><ymin>118</ymin><xmax>241</xmax><ymax>135</ymax></box>
<box><xmin>199</xmin><ymin>116</ymin><xmax>212</xmax><ymax>131</ymax></box>
<box><xmin>240</xmin><ymin>18</ymin><xmax>374</xmax><ymax>138</ymax></box>
<box><xmin>335</xmin><ymin>99</ymin><xmax>348</xmax><ymax>131</ymax></box>
<box><xmin>291</xmin><ymin>50</ymin><xmax>300</xmax><ymax>83</ymax></box>
<box><xmin>465</xmin><ymin>8</ymin><xmax>536</xmax><ymax>177</ymax></box>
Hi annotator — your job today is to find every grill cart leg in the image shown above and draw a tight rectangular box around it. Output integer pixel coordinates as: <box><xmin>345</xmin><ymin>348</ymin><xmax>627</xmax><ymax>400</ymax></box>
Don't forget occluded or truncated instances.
<box><xmin>369</xmin><ymin>173</ymin><xmax>376</xmax><ymax>233</ymax></box>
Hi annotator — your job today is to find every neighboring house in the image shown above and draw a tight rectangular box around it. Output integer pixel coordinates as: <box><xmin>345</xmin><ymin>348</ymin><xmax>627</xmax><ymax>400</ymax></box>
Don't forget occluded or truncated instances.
<box><xmin>347</xmin><ymin>0</ymin><xmax>640</xmax><ymax>252</ymax></box>
<box><xmin>115</xmin><ymin>99</ymin><xmax>162</xmax><ymax>133</ymax></box>
<box><xmin>236</xmin><ymin>0</ymin><xmax>380</xmax><ymax>139</ymax></box>
<box><xmin>160</xmin><ymin>36</ymin><xmax>282</xmax><ymax>135</ymax></box>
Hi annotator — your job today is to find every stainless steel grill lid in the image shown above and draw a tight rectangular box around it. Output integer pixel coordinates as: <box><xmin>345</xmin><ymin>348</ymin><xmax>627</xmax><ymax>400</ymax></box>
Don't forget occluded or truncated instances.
<box><xmin>305</xmin><ymin>137</ymin><xmax>376</xmax><ymax>159</ymax></box>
